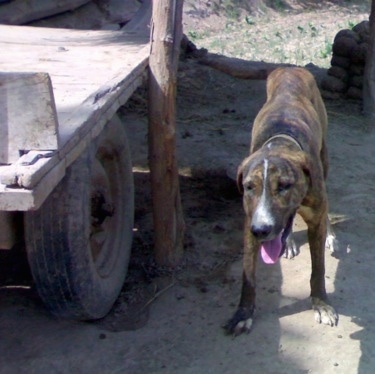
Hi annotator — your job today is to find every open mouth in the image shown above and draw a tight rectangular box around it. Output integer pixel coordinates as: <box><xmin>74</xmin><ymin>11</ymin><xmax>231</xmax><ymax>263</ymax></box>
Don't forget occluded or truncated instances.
<box><xmin>260</xmin><ymin>214</ymin><xmax>295</xmax><ymax>264</ymax></box>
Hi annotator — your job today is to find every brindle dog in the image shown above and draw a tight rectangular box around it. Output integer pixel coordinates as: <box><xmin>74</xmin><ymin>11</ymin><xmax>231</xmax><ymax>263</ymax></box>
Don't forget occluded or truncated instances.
<box><xmin>224</xmin><ymin>67</ymin><xmax>339</xmax><ymax>336</ymax></box>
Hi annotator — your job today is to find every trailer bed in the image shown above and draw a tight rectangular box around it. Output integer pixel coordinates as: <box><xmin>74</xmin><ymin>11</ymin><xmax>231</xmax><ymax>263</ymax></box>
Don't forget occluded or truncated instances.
<box><xmin>0</xmin><ymin>24</ymin><xmax>149</xmax><ymax>210</ymax></box>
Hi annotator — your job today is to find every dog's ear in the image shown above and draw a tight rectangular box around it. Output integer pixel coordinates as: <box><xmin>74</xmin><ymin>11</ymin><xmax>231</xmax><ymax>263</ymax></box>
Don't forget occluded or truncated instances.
<box><xmin>237</xmin><ymin>165</ymin><xmax>244</xmax><ymax>194</ymax></box>
<box><xmin>237</xmin><ymin>158</ymin><xmax>249</xmax><ymax>194</ymax></box>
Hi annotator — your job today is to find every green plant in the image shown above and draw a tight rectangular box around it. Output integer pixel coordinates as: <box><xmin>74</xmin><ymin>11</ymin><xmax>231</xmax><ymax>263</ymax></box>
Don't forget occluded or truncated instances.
<box><xmin>245</xmin><ymin>15</ymin><xmax>256</xmax><ymax>25</ymax></box>
<box><xmin>348</xmin><ymin>20</ymin><xmax>356</xmax><ymax>29</ymax></box>
<box><xmin>188</xmin><ymin>30</ymin><xmax>198</xmax><ymax>40</ymax></box>
<box><xmin>309</xmin><ymin>22</ymin><xmax>318</xmax><ymax>37</ymax></box>
<box><xmin>320</xmin><ymin>38</ymin><xmax>333</xmax><ymax>59</ymax></box>
<box><xmin>187</xmin><ymin>30</ymin><xmax>207</xmax><ymax>41</ymax></box>
<box><xmin>275</xmin><ymin>31</ymin><xmax>283</xmax><ymax>39</ymax></box>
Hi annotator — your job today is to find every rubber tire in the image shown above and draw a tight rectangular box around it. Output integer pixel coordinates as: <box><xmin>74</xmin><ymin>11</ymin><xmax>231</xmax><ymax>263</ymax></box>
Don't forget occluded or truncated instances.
<box><xmin>24</xmin><ymin>117</ymin><xmax>134</xmax><ymax>320</ymax></box>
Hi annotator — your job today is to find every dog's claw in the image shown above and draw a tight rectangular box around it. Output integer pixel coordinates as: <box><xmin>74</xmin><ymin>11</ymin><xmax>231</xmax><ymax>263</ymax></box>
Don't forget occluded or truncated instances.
<box><xmin>234</xmin><ymin>318</ymin><xmax>253</xmax><ymax>336</ymax></box>
<box><xmin>223</xmin><ymin>307</ymin><xmax>254</xmax><ymax>336</ymax></box>
<box><xmin>223</xmin><ymin>318</ymin><xmax>253</xmax><ymax>336</ymax></box>
<box><xmin>312</xmin><ymin>297</ymin><xmax>338</xmax><ymax>326</ymax></box>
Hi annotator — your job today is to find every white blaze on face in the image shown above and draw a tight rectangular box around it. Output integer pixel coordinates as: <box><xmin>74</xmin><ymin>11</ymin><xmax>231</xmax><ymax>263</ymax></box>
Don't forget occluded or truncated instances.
<box><xmin>264</xmin><ymin>159</ymin><xmax>269</xmax><ymax>180</ymax></box>
<box><xmin>252</xmin><ymin>159</ymin><xmax>274</xmax><ymax>228</ymax></box>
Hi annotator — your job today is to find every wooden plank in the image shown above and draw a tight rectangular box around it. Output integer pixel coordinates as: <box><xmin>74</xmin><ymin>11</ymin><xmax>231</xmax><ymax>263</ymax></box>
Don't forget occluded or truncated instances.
<box><xmin>0</xmin><ymin>169</ymin><xmax>65</xmax><ymax>211</ymax></box>
<box><xmin>0</xmin><ymin>25</ymin><xmax>149</xmax><ymax>146</ymax></box>
<box><xmin>0</xmin><ymin>63</ymin><xmax>147</xmax><ymax>191</ymax></box>
<box><xmin>122</xmin><ymin>0</ymin><xmax>152</xmax><ymax>36</ymax></box>
<box><xmin>0</xmin><ymin>25</ymin><xmax>149</xmax><ymax>209</ymax></box>
<box><xmin>0</xmin><ymin>72</ymin><xmax>59</xmax><ymax>164</ymax></box>
<box><xmin>0</xmin><ymin>151</ymin><xmax>59</xmax><ymax>188</ymax></box>
<box><xmin>0</xmin><ymin>0</ymin><xmax>90</xmax><ymax>25</ymax></box>
<box><xmin>30</xmin><ymin>0</ymin><xmax>142</xmax><ymax>30</ymax></box>
<box><xmin>0</xmin><ymin>184</ymin><xmax>36</xmax><ymax>211</ymax></box>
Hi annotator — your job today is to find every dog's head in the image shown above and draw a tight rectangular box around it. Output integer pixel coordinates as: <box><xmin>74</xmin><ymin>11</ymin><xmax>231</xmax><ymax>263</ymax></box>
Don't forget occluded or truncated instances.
<box><xmin>237</xmin><ymin>149</ymin><xmax>310</xmax><ymax>264</ymax></box>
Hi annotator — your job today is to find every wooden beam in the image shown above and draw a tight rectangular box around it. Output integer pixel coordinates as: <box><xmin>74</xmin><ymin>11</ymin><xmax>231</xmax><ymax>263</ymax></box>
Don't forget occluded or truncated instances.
<box><xmin>148</xmin><ymin>0</ymin><xmax>185</xmax><ymax>266</ymax></box>
<box><xmin>199</xmin><ymin>52</ymin><xmax>292</xmax><ymax>79</ymax></box>
<box><xmin>0</xmin><ymin>0</ymin><xmax>90</xmax><ymax>25</ymax></box>
<box><xmin>0</xmin><ymin>72</ymin><xmax>59</xmax><ymax>164</ymax></box>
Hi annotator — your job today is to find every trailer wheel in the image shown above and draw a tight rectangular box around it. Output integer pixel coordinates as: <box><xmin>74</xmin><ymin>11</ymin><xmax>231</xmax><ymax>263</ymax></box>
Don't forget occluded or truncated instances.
<box><xmin>24</xmin><ymin>116</ymin><xmax>134</xmax><ymax>320</ymax></box>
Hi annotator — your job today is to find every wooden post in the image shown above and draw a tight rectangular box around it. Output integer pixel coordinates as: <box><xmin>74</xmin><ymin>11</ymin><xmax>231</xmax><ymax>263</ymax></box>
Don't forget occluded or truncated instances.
<box><xmin>148</xmin><ymin>0</ymin><xmax>185</xmax><ymax>266</ymax></box>
<box><xmin>363</xmin><ymin>0</ymin><xmax>375</xmax><ymax>118</ymax></box>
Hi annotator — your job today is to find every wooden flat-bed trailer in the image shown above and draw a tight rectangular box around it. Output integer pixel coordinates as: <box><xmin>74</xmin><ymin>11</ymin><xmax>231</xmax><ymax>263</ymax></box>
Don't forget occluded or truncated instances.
<box><xmin>0</xmin><ymin>21</ymin><xmax>150</xmax><ymax>320</ymax></box>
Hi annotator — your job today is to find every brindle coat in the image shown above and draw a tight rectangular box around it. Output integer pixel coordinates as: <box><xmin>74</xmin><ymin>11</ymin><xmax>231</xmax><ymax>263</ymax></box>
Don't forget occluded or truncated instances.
<box><xmin>224</xmin><ymin>67</ymin><xmax>338</xmax><ymax>336</ymax></box>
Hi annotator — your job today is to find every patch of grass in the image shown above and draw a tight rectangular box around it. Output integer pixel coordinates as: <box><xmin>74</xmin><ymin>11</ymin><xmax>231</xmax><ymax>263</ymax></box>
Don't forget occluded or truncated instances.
<box><xmin>187</xmin><ymin>30</ymin><xmax>209</xmax><ymax>41</ymax></box>
<box><xmin>185</xmin><ymin>4</ymin><xmax>370</xmax><ymax>68</ymax></box>
<box><xmin>223</xmin><ymin>3</ymin><xmax>241</xmax><ymax>19</ymax></box>
<box><xmin>320</xmin><ymin>38</ymin><xmax>333</xmax><ymax>59</ymax></box>
<box><xmin>211</xmin><ymin>0</ymin><xmax>242</xmax><ymax>20</ymax></box>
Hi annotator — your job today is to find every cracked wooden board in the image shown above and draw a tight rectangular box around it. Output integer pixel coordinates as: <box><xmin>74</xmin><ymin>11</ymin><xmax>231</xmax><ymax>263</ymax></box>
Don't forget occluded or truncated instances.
<box><xmin>0</xmin><ymin>72</ymin><xmax>59</xmax><ymax>164</ymax></box>
<box><xmin>0</xmin><ymin>24</ymin><xmax>149</xmax><ymax>210</ymax></box>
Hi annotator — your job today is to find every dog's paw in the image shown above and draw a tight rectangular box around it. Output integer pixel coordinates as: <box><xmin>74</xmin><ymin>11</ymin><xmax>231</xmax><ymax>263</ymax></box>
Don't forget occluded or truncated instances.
<box><xmin>284</xmin><ymin>236</ymin><xmax>300</xmax><ymax>259</ymax></box>
<box><xmin>222</xmin><ymin>307</ymin><xmax>255</xmax><ymax>336</ymax></box>
<box><xmin>311</xmin><ymin>297</ymin><xmax>338</xmax><ymax>326</ymax></box>
<box><xmin>325</xmin><ymin>233</ymin><xmax>339</xmax><ymax>253</ymax></box>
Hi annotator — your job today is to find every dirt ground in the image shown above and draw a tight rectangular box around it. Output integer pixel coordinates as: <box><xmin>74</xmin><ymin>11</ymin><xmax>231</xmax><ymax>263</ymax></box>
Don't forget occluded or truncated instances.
<box><xmin>1</xmin><ymin>2</ymin><xmax>375</xmax><ymax>374</ymax></box>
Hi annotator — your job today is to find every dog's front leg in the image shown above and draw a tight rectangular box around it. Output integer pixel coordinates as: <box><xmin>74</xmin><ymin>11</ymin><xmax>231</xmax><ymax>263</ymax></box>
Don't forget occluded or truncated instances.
<box><xmin>223</xmin><ymin>217</ymin><xmax>259</xmax><ymax>336</ymax></box>
<box><xmin>308</xmin><ymin>213</ymin><xmax>338</xmax><ymax>326</ymax></box>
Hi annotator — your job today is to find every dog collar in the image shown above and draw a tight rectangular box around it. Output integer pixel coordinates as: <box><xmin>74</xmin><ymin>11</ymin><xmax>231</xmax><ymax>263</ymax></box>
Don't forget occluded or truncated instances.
<box><xmin>263</xmin><ymin>134</ymin><xmax>302</xmax><ymax>150</ymax></box>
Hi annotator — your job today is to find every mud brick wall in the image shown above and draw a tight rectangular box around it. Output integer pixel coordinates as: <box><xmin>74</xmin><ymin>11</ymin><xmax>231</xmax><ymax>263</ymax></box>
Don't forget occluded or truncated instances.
<box><xmin>321</xmin><ymin>20</ymin><xmax>369</xmax><ymax>100</ymax></box>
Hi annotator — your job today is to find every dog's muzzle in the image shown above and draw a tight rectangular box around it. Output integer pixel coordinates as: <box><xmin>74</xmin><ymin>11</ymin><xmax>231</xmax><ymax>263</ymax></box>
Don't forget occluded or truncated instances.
<box><xmin>253</xmin><ymin>214</ymin><xmax>295</xmax><ymax>264</ymax></box>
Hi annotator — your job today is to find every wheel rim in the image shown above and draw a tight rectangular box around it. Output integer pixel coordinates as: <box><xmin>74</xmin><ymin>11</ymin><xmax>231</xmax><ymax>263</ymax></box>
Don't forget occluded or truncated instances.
<box><xmin>90</xmin><ymin>155</ymin><xmax>119</xmax><ymax>278</ymax></box>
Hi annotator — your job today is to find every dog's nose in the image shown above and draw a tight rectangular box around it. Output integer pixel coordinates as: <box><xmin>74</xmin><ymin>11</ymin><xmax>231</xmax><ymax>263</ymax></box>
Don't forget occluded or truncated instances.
<box><xmin>251</xmin><ymin>223</ymin><xmax>273</xmax><ymax>239</ymax></box>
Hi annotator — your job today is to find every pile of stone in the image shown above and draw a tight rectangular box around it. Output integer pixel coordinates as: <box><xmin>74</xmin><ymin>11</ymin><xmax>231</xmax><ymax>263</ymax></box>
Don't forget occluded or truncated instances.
<box><xmin>321</xmin><ymin>20</ymin><xmax>369</xmax><ymax>100</ymax></box>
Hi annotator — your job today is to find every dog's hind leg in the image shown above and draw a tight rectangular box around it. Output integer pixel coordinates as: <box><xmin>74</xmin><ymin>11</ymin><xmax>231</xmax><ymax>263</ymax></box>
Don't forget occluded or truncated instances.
<box><xmin>325</xmin><ymin>215</ymin><xmax>339</xmax><ymax>253</ymax></box>
<box><xmin>285</xmin><ymin>215</ymin><xmax>338</xmax><ymax>260</ymax></box>
<box><xmin>284</xmin><ymin>233</ymin><xmax>300</xmax><ymax>259</ymax></box>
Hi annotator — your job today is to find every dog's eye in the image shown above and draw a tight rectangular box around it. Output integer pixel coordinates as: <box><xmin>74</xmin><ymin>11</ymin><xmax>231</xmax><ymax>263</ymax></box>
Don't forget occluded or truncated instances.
<box><xmin>244</xmin><ymin>183</ymin><xmax>254</xmax><ymax>193</ymax></box>
<box><xmin>277</xmin><ymin>182</ymin><xmax>292</xmax><ymax>193</ymax></box>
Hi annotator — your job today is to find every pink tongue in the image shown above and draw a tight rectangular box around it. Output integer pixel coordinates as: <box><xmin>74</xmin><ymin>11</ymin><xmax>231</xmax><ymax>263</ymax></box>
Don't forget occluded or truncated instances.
<box><xmin>260</xmin><ymin>233</ymin><xmax>283</xmax><ymax>264</ymax></box>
